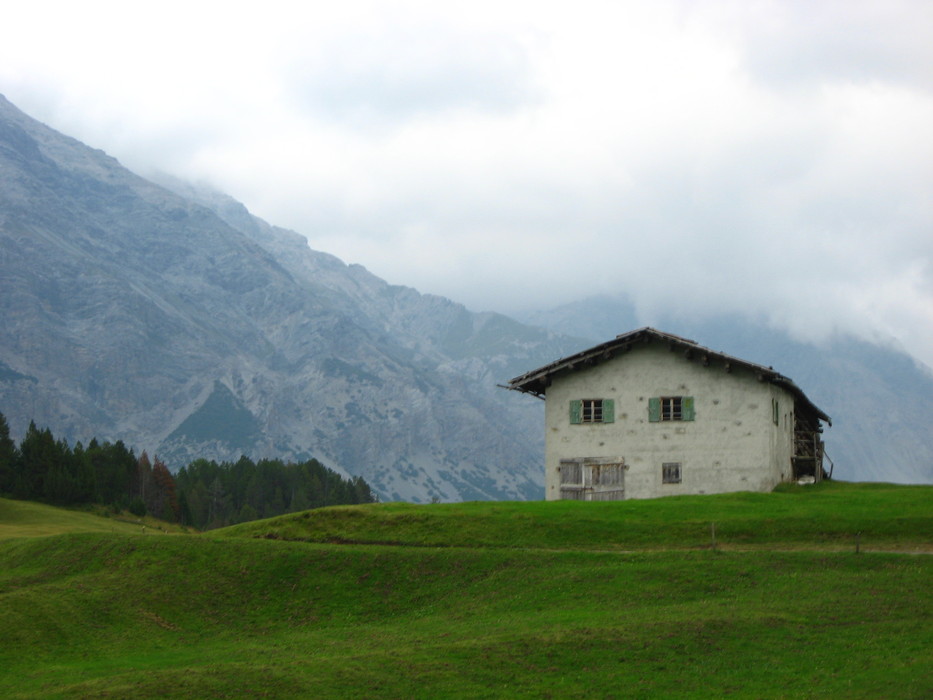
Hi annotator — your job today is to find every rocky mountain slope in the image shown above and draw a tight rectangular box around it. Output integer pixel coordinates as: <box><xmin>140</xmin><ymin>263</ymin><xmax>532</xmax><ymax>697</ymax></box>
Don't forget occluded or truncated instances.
<box><xmin>0</xmin><ymin>94</ymin><xmax>580</xmax><ymax>502</ymax></box>
<box><xmin>1</xmin><ymin>93</ymin><xmax>929</xmax><ymax>499</ymax></box>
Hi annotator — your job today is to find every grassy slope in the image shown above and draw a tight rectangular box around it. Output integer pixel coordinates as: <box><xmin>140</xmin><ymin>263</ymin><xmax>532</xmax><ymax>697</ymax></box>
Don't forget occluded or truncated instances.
<box><xmin>219</xmin><ymin>481</ymin><xmax>933</xmax><ymax>551</ymax></box>
<box><xmin>0</xmin><ymin>484</ymin><xmax>930</xmax><ymax>698</ymax></box>
<box><xmin>0</xmin><ymin>498</ymin><xmax>183</xmax><ymax>538</ymax></box>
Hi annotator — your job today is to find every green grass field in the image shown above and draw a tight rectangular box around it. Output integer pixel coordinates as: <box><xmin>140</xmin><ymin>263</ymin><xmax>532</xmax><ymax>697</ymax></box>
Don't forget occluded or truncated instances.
<box><xmin>220</xmin><ymin>480</ymin><xmax>933</xmax><ymax>552</ymax></box>
<box><xmin>0</xmin><ymin>498</ymin><xmax>185</xmax><ymax>539</ymax></box>
<box><xmin>1</xmin><ymin>482</ymin><xmax>930</xmax><ymax>698</ymax></box>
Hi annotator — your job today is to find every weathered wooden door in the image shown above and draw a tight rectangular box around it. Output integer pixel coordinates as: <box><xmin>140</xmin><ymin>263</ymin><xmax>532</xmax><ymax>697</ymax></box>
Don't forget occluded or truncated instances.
<box><xmin>558</xmin><ymin>458</ymin><xmax>625</xmax><ymax>501</ymax></box>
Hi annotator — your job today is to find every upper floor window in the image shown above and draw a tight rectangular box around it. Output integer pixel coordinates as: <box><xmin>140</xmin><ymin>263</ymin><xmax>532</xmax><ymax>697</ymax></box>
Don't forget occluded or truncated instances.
<box><xmin>648</xmin><ymin>396</ymin><xmax>695</xmax><ymax>422</ymax></box>
<box><xmin>570</xmin><ymin>399</ymin><xmax>615</xmax><ymax>424</ymax></box>
<box><xmin>583</xmin><ymin>399</ymin><xmax>603</xmax><ymax>423</ymax></box>
<box><xmin>661</xmin><ymin>397</ymin><xmax>683</xmax><ymax>421</ymax></box>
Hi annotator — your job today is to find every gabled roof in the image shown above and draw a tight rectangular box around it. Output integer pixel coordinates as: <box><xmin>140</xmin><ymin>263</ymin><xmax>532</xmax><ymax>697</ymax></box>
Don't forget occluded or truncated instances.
<box><xmin>507</xmin><ymin>327</ymin><xmax>831</xmax><ymax>425</ymax></box>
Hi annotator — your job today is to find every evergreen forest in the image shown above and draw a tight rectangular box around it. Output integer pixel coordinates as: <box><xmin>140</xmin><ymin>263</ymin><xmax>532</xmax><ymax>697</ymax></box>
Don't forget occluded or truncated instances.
<box><xmin>0</xmin><ymin>411</ymin><xmax>376</xmax><ymax>529</ymax></box>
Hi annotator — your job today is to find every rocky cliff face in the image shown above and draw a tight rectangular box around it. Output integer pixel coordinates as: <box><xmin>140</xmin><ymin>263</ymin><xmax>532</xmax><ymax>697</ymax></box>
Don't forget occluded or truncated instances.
<box><xmin>0</xmin><ymin>94</ymin><xmax>579</xmax><ymax>502</ymax></box>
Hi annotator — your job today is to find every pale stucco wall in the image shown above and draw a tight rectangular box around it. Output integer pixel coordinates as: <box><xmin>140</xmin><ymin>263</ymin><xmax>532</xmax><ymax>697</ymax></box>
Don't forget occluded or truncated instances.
<box><xmin>543</xmin><ymin>340</ymin><xmax>797</xmax><ymax>500</ymax></box>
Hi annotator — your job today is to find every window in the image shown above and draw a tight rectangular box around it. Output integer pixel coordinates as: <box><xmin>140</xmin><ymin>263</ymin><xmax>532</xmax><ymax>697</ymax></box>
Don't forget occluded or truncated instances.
<box><xmin>772</xmin><ymin>398</ymin><xmax>780</xmax><ymax>425</ymax></box>
<box><xmin>569</xmin><ymin>399</ymin><xmax>615</xmax><ymax>424</ymax></box>
<box><xmin>648</xmin><ymin>396</ymin><xmax>694</xmax><ymax>422</ymax></box>
<box><xmin>662</xmin><ymin>462</ymin><xmax>682</xmax><ymax>484</ymax></box>
<box><xmin>583</xmin><ymin>399</ymin><xmax>603</xmax><ymax>423</ymax></box>
<box><xmin>662</xmin><ymin>397</ymin><xmax>682</xmax><ymax>421</ymax></box>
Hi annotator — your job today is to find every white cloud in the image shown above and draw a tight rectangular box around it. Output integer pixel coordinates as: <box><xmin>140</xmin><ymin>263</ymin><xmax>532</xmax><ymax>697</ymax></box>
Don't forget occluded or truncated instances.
<box><xmin>1</xmin><ymin>0</ymin><xmax>931</xmax><ymax>366</ymax></box>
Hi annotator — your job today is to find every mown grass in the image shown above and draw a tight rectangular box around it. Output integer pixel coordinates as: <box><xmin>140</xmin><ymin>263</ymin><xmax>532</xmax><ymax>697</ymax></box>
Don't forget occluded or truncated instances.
<box><xmin>220</xmin><ymin>480</ymin><xmax>933</xmax><ymax>552</ymax></box>
<box><xmin>0</xmin><ymin>498</ymin><xmax>184</xmax><ymax>539</ymax></box>
<box><xmin>0</xmin><ymin>483</ymin><xmax>930</xmax><ymax>698</ymax></box>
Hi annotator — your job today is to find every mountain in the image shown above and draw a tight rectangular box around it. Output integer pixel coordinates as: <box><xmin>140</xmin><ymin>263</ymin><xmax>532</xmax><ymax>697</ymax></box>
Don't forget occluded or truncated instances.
<box><xmin>0</xmin><ymin>94</ymin><xmax>583</xmax><ymax>502</ymax></box>
<box><xmin>520</xmin><ymin>298</ymin><xmax>933</xmax><ymax>484</ymax></box>
<box><xmin>1</xmin><ymin>93</ymin><xmax>929</xmax><ymax>498</ymax></box>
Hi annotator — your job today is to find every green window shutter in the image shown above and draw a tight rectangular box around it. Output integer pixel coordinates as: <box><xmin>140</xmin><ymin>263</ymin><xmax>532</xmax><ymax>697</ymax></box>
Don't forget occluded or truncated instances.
<box><xmin>682</xmin><ymin>396</ymin><xmax>695</xmax><ymax>421</ymax></box>
<box><xmin>602</xmin><ymin>399</ymin><xmax>615</xmax><ymax>423</ymax></box>
<box><xmin>569</xmin><ymin>400</ymin><xmax>582</xmax><ymax>424</ymax></box>
<box><xmin>648</xmin><ymin>397</ymin><xmax>660</xmax><ymax>422</ymax></box>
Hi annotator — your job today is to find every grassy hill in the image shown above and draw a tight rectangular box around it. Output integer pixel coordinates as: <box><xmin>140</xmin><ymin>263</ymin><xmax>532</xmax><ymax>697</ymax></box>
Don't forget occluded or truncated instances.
<box><xmin>1</xmin><ymin>484</ymin><xmax>931</xmax><ymax>698</ymax></box>
<box><xmin>219</xmin><ymin>480</ymin><xmax>933</xmax><ymax>551</ymax></box>
<box><xmin>0</xmin><ymin>498</ymin><xmax>185</xmax><ymax>539</ymax></box>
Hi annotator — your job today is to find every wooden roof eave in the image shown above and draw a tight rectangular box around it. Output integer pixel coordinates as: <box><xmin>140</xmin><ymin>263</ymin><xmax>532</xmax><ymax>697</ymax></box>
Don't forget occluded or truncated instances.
<box><xmin>771</xmin><ymin>375</ymin><xmax>832</xmax><ymax>426</ymax></box>
<box><xmin>505</xmin><ymin>327</ymin><xmax>831</xmax><ymax>426</ymax></box>
<box><xmin>507</xmin><ymin>327</ymin><xmax>656</xmax><ymax>394</ymax></box>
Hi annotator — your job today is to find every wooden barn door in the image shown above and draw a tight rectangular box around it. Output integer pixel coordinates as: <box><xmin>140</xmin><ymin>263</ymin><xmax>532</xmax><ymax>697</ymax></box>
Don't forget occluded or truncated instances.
<box><xmin>559</xmin><ymin>458</ymin><xmax>625</xmax><ymax>501</ymax></box>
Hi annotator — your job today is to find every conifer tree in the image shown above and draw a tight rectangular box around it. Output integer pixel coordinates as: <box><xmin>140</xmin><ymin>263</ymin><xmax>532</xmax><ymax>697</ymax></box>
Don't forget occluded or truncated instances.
<box><xmin>17</xmin><ymin>421</ymin><xmax>58</xmax><ymax>499</ymax></box>
<box><xmin>86</xmin><ymin>439</ymin><xmax>136</xmax><ymax>506</ymax></box>
<box><xmin>0</xmin><ymin>412</ymin><xmax>17</xmax><ymax>495</ymax></box>
<box><xmin>136</xmin><ymin>452</ymin><xmax>153</xmax><ymax>508</ymax></box>
<box><xmin>151</xmin><ymin>458</ymin><xmax>179</xmax><ymax>521</ymax></box>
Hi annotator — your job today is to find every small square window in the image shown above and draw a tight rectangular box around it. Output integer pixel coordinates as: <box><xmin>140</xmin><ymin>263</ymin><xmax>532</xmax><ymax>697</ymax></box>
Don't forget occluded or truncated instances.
<box><xmin>661</xmin><ymin>397</ymin><xmax>683</xmax><ymax>421</ymax></box>
<box><xmin>662</xmin><ymin>462</ymin><xmax>682</xmax><ymax>484</ymax></box>
<box><xmin>582</xmin><ymin>399</ymin><xmax>603</xmax><ymax>423</ymax></box>
<box><xmin>571</xmin><ymin>399</ymin><xmax>614</xmax><ymax>424</ymax></box>
<box><xmin>649</xmin><ymin>396</ymin><xmax>693</xmax><ymax>422</ymax></box>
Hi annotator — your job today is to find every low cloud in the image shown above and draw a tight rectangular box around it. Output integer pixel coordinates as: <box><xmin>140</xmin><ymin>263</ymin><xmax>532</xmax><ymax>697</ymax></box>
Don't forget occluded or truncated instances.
<box><xmin>285</xmin><ymin>21</ymin><xmax>541</xmax><ymax>128</ymax></box>
<box><xmin>1</xmin><ymin>0</ymin><xmax>931</xmax><ymax>365</ymax></box>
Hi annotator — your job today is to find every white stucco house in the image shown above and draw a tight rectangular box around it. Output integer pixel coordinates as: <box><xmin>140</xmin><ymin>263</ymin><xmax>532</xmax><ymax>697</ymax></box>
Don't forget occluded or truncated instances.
<box><xmin>507</xmin><ymin>328</ymin><xmax>831</xmax><ymax>501</ymax></box>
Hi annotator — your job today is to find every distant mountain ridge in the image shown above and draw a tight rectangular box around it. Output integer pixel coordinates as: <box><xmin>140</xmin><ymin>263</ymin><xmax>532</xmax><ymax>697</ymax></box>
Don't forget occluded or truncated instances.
<box><xmin>1</xmin><ymin>93</ymin><xmax>930</xmax><ymax>499</ymax></box>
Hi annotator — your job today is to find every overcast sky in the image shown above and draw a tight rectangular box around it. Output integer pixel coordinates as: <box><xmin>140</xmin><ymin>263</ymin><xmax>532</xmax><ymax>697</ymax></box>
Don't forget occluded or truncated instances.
<box><xmin>2</xmin><ymin>0</ymin><xmax>932</xmax><ymax>366</ymax></box>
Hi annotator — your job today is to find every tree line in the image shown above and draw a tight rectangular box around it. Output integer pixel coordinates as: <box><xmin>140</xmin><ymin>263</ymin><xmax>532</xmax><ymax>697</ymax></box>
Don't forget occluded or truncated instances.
<box><xmin>0</xmin><ymin>412</ymin><xmax>376</xmax><ymax>530</ymax></box>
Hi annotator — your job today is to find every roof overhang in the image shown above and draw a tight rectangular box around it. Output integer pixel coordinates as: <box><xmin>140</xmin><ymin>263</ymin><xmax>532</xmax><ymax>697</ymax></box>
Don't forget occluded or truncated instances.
<box><xmin>506</xmin><ymin>327</ymin><xmax>831</xmax><ymax>426</ymax></box>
